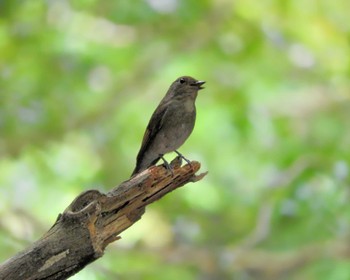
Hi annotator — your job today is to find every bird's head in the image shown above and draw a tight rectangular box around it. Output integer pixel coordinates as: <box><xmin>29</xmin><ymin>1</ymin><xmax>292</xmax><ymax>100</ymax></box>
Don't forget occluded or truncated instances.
<box><xmin>167</xmin><ymin>76</ymin><xmax>205</xmax><ymax>100</ymax></box>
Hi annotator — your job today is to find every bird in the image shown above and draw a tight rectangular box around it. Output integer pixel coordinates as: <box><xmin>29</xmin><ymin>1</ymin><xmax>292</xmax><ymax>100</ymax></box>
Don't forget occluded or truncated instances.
<box><xmin>131</xmin><ymin>76</ymin><xmax>205</xmax><ymax>176</ymax></box>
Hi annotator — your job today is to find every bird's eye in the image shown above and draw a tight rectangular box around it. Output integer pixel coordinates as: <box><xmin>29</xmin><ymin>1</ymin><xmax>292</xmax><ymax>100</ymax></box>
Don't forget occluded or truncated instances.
<box><xmin>179</xmin><ymin>78</ymin><xmax>186</xmax><ymax>84</ymax></box>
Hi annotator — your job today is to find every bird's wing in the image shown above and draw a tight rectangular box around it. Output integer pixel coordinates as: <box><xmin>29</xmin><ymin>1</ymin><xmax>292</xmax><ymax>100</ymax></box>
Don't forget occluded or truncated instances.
<box><xmin>135</xmin><ymin>103</ymin><xmax>168</xmax><ymax>163</ymax></box>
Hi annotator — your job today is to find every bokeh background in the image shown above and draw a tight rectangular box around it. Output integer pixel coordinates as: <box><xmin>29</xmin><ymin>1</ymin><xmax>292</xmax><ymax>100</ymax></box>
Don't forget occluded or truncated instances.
<box><xmin>1</xmin><ymin>0</ymin><xmax>350</xmax><ymax>279</ymax></box>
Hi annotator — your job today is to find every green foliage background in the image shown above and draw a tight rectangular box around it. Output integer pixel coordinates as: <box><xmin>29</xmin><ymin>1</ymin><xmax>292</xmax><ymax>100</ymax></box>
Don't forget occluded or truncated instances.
<box><xmin>1</xmin><ymin>0</ymin><xmax>350</xmax><ymax>279</ymax></box>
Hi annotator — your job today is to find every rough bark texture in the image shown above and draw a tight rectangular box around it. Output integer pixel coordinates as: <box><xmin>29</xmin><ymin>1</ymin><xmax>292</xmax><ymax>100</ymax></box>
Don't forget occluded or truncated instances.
<box><xmin>0</xmin><ymin>159</ymin><xmax>207</xmax><ymax>280</ymax></box>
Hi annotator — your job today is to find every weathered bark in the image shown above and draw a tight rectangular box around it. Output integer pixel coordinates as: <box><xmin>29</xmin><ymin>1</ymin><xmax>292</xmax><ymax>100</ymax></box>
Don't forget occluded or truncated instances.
<box><xmin>0</xmin><ymin>159</ymin><xmax>207</xmax><ymax>280</ymax></box>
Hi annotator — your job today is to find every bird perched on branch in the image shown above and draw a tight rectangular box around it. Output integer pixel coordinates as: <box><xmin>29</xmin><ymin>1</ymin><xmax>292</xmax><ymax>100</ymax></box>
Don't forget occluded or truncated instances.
<box><xmin>131</xmin><ymin>76</ymin><xmax>205</xmax><ymax>176</ymax></box>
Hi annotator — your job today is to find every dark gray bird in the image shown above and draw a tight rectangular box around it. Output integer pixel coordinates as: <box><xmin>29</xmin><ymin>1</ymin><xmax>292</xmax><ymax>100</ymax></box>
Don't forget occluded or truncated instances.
<box><xmin>131</xmin><ymin>76</ymin><xmax>205</xmax><ymax>176</ymax></box>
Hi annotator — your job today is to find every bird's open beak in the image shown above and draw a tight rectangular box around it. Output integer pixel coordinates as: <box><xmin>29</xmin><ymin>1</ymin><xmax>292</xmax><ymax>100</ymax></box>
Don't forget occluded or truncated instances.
<box><xmin>192</xmin><ymin>80</ymin><xmax>206</xmax><ymax>90</ymax></box>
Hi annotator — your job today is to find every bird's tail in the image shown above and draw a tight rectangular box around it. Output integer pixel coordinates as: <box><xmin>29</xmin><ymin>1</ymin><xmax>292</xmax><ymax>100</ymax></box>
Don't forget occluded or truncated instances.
<box><xmin>131</xmin><ymin>156</ymin><xmax>161</xmax><ymax>177</ymax></box>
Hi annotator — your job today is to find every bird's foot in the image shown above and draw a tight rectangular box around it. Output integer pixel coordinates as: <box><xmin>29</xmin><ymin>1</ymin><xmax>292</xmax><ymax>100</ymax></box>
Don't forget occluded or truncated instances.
<box><xmin>174</xmin><ymin>150</ymin><xmax>192</xmax><ymax>167</ymax></box>
<box><xmin>160</xmin><ymin>156</ymin><xmax>174</xmax><ymax>176</ymax></box>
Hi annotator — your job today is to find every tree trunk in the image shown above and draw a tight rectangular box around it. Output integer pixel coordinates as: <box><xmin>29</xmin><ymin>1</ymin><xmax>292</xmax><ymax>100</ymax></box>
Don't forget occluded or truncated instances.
<box><xmin>0</xmin><ymin>159</ymin><xmax>206</xmax><ymax>280</ymax></box>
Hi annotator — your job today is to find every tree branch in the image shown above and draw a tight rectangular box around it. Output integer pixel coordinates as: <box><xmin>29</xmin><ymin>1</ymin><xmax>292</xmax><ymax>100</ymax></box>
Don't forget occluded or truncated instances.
<box><xmin>0</xmin><ymin>158</ymin><xmax>207</xmax><ymax>280</ymax></box>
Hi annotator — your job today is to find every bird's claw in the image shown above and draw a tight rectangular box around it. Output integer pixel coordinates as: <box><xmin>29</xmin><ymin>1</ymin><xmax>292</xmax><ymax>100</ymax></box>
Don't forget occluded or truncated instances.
<box><xmin>174</xmin><ymin>150</ymin><xmax>192</xmax><ymax>168</ymax></box>
<box><xmin>161</xmin><ymin>156</ymin><xmax>174</xmax><ymax>176</ymax></box>
<box><xmin>160</xmin><ymin>152</ymin><xmax>193</xmax><ymax>176</ymax></box>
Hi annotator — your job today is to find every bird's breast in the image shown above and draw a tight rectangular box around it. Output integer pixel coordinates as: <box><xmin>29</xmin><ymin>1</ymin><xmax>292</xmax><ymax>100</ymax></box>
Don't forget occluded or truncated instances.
<box><xmin>184</xmin><ymin>98</ymin><xmax>195</xmax><ymax>112</ymax></box>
